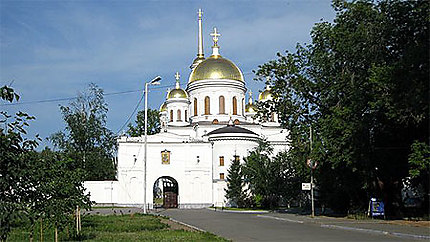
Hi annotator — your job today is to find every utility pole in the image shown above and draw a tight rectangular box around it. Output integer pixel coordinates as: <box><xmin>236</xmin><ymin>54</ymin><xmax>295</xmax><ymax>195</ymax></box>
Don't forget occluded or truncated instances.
<box><xmin>143</xmin><ymin>76</ymin><xmax>161</xmax><ymax>214</ymax></box>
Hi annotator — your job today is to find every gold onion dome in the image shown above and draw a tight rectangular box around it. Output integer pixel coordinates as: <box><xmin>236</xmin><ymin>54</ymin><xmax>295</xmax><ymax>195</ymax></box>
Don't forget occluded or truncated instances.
<box><xmin>245</xmin><ymin>103</ymin><xmax>258</xmax><ymax>113</ymax></box>
<box><xmin>160</xmin><ymin>102</ymin><xmax>167</xmax><ymax>112</ymax></box>
<box><xmin>259</xmin><ymin>85</ymin><xmax>273</xmax><ymax>101</ymax></box>
<box><xmin>189</xmin><ymin>27</ymin><xmax>244</xmax><ymax>83</ymax></box>
<box><xmin>167</xmin><ymin>72</ymin><xmax>188</xmax><ymax>99</ymax></box>
<box><xmin>245</xmin><ymin>91</ymin><xmax>257</xmax><ymax>113</ymax></box>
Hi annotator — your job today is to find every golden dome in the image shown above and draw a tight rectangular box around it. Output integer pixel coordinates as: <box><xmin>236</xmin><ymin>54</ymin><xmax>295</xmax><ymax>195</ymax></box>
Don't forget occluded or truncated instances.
<box><xmin>259</xmin><ymin>85</ymin><xmax>273</xmax><ymax>101</ymax></box>
<box><xmin>160</xmin><ymin>102</ymin><xmax>167</xmax><ymax>112</ymax></box>
<box><xmin>245</xmin><ymin>103</ymin><xmax>258</xmax><ymax>113</ymax></box>
<box><xmin>167</xmin><ymin>89</ymin><xmax>188</xmax><ymax>99</ymax></box>
<box><xmin>168</xmin><ymin>72</ymin><xmax>188</xmax><ymax>99</ymax></box>
<box><xmin>188</xmin><ymin>55</ymin><xmax>244</xmax><ymax>83</ymax></box>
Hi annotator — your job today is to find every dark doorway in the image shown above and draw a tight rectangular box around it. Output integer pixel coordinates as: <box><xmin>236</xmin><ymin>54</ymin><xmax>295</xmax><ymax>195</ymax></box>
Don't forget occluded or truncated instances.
<box><xmin>153</xmin><ymin>176</ymin><xmax>178</xmax><ymax>208</ymax></box>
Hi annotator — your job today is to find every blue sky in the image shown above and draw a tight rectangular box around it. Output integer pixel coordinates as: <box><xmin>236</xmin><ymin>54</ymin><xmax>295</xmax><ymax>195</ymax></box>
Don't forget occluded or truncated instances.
<box><xmin>1</xmin><ymin>0</ymin><xmax>335</xmax><ymax>148</ymax></box>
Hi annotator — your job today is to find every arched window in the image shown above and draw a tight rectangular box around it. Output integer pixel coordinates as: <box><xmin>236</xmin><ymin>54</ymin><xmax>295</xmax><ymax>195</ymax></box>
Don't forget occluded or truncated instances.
<box><xmin>177</xmin><ymin>110</ymin><xmax>181</xmax><ymax>121</ymax></box>
<box><xmin>219</xmin><ymin>96</ymin><xmax>225</xmax><ymax>114</ymax></box>
<box><xmin>194</xmin><ymin>98</ymin><xmax>198</xmax><ymax>116</ymax></box>
<box><xmin>232</xmin><ymin>97</ymin><xmax>237</xmax><ymax>115</ymax></box>
<box><xmin>185</xmin><ymin>110</ymin><xmax>188</xmax><ymax>122</ymax></box>
<box><xmin>204</xmin><ymin>96</ymin><xmax>210</xmax><ymax>115</ymax></box>
<box><xmin>170</xmin><ymin>110</ymin><xmax>173</xmax><ymax>122</ymax></box>
<box><xmin>242</xmin><ymin>98</ymin><xmax>245</xmax><ymax>115</ymax></box>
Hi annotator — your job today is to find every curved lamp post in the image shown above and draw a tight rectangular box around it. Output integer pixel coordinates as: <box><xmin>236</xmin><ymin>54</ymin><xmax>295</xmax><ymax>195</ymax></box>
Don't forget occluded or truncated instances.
<box><xmin>144</xmin><ymin>76</ymin><xmax>161</xmax><ymax>214</ymax></box>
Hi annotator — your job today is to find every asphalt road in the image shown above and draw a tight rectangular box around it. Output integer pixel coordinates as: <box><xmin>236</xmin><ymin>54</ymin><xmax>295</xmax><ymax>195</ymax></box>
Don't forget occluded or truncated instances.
<box><xmin>158</xmin><ymin>209</ymin><xmax>429</xmax><ymax>242</ymax></box>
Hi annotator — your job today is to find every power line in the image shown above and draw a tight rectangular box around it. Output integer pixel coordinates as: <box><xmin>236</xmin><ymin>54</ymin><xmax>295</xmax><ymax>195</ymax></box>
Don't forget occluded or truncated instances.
<box><xmin>0</xmin><ymin>71</ymin><xmax>257</xmax><ymax>108</ymax></box>
<box><xmin>115</xmin><ymin>89</ymin><xmax>145</xmax><ymax>135</ymax></box>
<box><xmin>0</xmin><ymin>83</ymin><xmax>177</xmax><ymax>107</ymax></box>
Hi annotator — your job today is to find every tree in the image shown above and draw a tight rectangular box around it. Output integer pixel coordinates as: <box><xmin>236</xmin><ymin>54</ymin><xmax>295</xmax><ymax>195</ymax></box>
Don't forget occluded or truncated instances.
<box><xmin>407</xmin><ymin>141</ymin><xmax>430</xmax><ymax>212</ymax></box>
<box><xmin>35</xmin><ymin>149</ymin><xmax>90</xmax><ymax>241</ymax></box>
<box><xmin>127</xmin><ymin>108</ymin><xmax>161</xmax><ymax>137</ymax></box>
<box><xmin>255</xmin><ymin>0</ymin><xmax>428</xmax><ymax>215</ymax></box>
<box><xmin>1</xmin><ymin>86</ymin><xmax>91</xmax><ymax>241</ymax></box>
<box><xmin>50</xmin><ymin>83</ymin><xmax>117</xmax><ymax>180</ymax></box>
<box><xmin>241</xmin><ymin>141</ymin><xmax>307</xmax><ymax>209</ymax></box>
<box><xmin>1</xmin><ymin>85</ymin><xmax>40</xmax><ymax>240</ymax></box>
<box><xmin>225</xmin><ymin>155</ymin><xmax>245</xmax><ymax>207</ymax></box>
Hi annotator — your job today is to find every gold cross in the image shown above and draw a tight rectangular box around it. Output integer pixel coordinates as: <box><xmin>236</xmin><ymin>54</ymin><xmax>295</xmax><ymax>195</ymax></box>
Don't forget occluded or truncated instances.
<box><xmin>175</xmin><ymin>72</ymin><xmax>180</xmax><ymax>80</ymax></box>
<box><xmin>210</xmin><ymin>27</ymin><xmax>221</xmax><ymax>46</ymax></box>
<box><xmin>198</xmin><ymin>9</ymin><xmax>203</xmax><ymax>19</ymax></box>
<box><xmin>249</xmin><ymin>90</ymin><xmax>253</xmax><ymax>96</ymax></box>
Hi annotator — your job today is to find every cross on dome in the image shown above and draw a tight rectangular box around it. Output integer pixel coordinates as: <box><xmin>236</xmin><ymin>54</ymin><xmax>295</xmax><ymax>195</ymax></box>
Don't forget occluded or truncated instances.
<box><xmin>210</xmin><ymin>27</ymin><xmax>221</xmax><ymax>46</ymax></box>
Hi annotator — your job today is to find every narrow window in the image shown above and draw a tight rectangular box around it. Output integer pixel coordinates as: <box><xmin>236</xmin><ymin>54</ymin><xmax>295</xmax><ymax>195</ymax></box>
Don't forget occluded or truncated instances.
<box><xmin>242</xmin><ymin>98</ymin><xmax>245</xmax><ymax>115</ymax></box>
<box><xmin>219</xmin><ymin>96</ymin><xmax>225</xmax><ymax>114</ymax></box>
<box><xmin>177</xmin><ymin>109</ymin><xmax>181</xmax><ymax>121</ymax></box>
<box><xmin>219</xmin><ymin>156</ymin><xmax>224</xmax><ymax>166</ymax></box>
<box><xmin>194</xmin><ymin>98</ymin><xmax>198</xmax><ymax>116</ymax></box>
<box><xmin>205</xmin><ymin>96</ymin><xmax>210</xmax><ymax>115</ymax></box>
<box><xmin>220</xmin><ymin>173</ymin><xmax>225</xmax><ymax>180</ymax></box>
<box><xmin>185</xmin><ymin>110</ymin><xmax>188</xmax><ymax>121</ymax></box>
<box><xmin>232</xmin><ymin>97</ymin><xmax>237</xmax><ymax>115</ymax></box>
<box><xmin>170</xmin><ymin>110</ymin><xmax>173</xmax><ymax>122</ymax></box>
<box><xmin>234</xmin><ymin>155</ymin><xmax>240</xmax><ymax>162</ymax></box>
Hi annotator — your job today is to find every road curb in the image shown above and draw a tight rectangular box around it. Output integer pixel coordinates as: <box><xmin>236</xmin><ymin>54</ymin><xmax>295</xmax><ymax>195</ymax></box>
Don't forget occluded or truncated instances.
<box><xmin>169</xmin><ymin>217</ymin><xmax>207</xmax><ymax>233</ymax></box>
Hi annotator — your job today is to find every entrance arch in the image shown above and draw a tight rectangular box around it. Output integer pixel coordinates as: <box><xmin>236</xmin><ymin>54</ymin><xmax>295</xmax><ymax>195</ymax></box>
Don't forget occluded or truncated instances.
<box><xmin>153</xmin><ymin>176</ymin><xmax>178</xmax><ymax>208</ymax></box>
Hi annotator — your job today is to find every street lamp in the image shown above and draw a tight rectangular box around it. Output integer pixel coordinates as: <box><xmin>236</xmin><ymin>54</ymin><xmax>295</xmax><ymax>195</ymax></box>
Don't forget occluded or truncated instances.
<box><xmin>144</xmin><ymin>76</ymin><xmax>161</xmax><ymax>214</ymax></box>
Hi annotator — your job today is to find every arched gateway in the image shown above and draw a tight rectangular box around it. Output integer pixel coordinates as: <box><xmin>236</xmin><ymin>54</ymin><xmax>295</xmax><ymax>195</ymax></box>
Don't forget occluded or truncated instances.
<box><xmin>153</xmin><ymin>176</ymin><xmax>178</xmax><ymax>208</ymax></box>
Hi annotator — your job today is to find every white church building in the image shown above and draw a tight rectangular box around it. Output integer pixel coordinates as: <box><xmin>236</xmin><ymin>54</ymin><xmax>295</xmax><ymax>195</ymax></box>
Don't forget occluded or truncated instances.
<box><xmin>84</xmin><ymin>10</ymin><xmax>289</xmax><ymax>209</ymax></box>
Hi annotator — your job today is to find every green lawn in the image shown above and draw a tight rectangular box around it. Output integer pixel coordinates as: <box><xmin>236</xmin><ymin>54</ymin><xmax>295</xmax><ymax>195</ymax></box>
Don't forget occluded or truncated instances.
<box><xmin>8</xmin><ymin>213</ymin><xmax>228</xmax><ymax>241</ymax></box>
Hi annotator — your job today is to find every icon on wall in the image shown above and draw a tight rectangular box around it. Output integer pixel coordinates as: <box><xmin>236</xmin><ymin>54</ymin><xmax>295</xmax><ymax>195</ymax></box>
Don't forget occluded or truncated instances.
<box><xmin>161</xmin><ymin>149</ymin><xmax>171</xmax><ymax>165</ymax></box>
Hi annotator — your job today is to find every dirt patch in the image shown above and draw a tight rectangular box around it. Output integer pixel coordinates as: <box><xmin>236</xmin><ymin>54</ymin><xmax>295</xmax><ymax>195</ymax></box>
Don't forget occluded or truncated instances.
<box><xmin>385</xmin><ymin>220</ymin><xmax>430</xmax><ymax>228</ymax></box>
<box><xmin>160</xmin><ymin>218</ymin><xmax>198</xmax><ymax>231</ymax></box>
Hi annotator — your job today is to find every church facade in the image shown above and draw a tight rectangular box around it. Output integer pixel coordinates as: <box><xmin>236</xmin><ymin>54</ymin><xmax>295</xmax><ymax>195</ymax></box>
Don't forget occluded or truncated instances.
<box><xmin>84</xmin><ymin>10</ymin><xmax>289</xmax><ymax>209</ymax></box>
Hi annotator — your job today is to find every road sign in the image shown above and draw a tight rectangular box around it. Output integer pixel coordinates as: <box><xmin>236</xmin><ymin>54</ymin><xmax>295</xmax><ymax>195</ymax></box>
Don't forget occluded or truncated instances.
<box><xmin>302</xmin><ymin>183</ymin><xmax>311</xmax><ymax>191</ymax></box>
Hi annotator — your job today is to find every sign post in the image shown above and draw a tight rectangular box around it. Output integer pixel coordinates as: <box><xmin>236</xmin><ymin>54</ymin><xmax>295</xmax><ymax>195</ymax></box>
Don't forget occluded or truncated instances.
<box><xmin>302</xmin><ymin>183</ymin><xmax>311</xmax><ymax>191</ymax></box>
<box><xmin>368</xmin><ymin>198</ymin><xmax>385</xmax><ymax>218</ymax></box>
<box><xmin>308</xmin><ymin>126</ymin><xmax>318</xmax><ymax>217</ymax></box>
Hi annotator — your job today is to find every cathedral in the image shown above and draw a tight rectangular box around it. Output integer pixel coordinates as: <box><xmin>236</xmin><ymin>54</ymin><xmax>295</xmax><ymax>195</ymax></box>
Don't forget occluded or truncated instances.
<box><xmin>84</xmin><ymin>10</ymin><xmax>289</xmax><ymax>208</ymax></box>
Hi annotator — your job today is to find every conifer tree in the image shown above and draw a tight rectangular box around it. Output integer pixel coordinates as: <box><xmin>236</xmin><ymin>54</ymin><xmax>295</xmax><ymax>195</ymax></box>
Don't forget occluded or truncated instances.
<box><xmin>225</xmin><ymin>155</ymin><xmax>245</xmax><ymax>207</ymax></box>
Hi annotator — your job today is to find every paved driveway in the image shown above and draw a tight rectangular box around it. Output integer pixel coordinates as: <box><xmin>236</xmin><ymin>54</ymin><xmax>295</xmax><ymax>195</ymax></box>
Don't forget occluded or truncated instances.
<box><xmin>158</xmin><ymin>209</ymin><xmax>428</xmax><ymax>241</ymax></box>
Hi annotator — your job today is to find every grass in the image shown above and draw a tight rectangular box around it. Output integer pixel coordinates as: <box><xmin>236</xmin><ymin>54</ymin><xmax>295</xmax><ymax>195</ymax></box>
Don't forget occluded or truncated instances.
<box><xmin>8</xmin><ymin>213</ymin><xmax>228</xmax><ymax>241</ymax></box>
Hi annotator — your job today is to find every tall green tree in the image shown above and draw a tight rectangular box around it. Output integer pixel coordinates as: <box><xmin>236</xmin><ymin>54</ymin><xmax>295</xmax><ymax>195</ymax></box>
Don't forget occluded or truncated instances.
<box><xmin>50</xmin><ymin>83</ymin><xmax>116</xmax><ymax>180</ymax></box>
<box><xmin>407</xmin><ymin>141</ymin><xmax>430</xmax><ymax>205</ymax></box>
<box><xmin>225</xmin><ymin>155</ymin><xmax>245</xmax><ymax>207</ymax></box>
<box><xmin>1</xmin><ymin>86</ymin><xmax>40</xmax><ymax>240</ymax></box>
<box><xmin>241</xmin><ymin>141</ymin><xmax>307</xmax><ymax>209</ymax></box>
<box><xmin>1</xmin><ymin>86</ymin><xmax>90</xmax><ymax>241</ymax></box>
<box><xmin>255</xmin><ymin>0</ymin><xmax>428</xmax><ymax>215</ymax></box>
<box><xmin>127</xmin><ymin>108</ymin><xmax>161</xmax><ymax>137</ymax></box>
